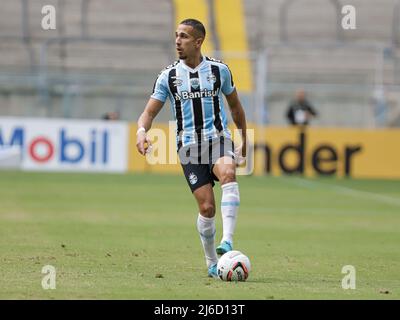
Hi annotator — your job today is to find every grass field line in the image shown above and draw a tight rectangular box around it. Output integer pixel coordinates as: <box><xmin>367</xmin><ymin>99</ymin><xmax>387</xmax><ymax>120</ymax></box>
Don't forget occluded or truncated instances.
<box><xmin>285</xmin><ymin>177</ymin><xmax>400</xmax><ymax>207</ymax></box>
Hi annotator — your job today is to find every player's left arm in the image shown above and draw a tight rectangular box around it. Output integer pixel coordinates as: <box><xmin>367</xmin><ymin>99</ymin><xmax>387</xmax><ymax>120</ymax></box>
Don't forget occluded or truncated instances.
<box><xmin>225</xmin><ymin>88</ymin><xmax>247</xmax><ymax>158</ymax></box>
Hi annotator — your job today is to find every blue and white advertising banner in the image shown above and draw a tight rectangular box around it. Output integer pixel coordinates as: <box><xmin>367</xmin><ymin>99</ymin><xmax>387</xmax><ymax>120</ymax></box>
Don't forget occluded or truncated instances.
<box><xmin>0</xmin><ymin>117</ymin><xmax>128</xmax><ymax>172</ymax></box>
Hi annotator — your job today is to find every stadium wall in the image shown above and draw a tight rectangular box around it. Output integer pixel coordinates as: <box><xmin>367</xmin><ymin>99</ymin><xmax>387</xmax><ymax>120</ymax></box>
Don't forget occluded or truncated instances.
<box><xmin>1</xmin><ymin>117</ymin><xmax>400</xmax><ymax>179</ymax></box>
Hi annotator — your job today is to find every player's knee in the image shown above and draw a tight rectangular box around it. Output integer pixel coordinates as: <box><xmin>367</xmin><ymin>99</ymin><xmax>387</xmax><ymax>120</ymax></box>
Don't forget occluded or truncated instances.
<box><xmin>219</xmin><ymin>169</ymin><xmax>236</xmax><ymax>185</ymax></box>
<box><xmin>199</xmin><ymin>202</ymin><xmax>215</xmax><ymax>218</ymax></box>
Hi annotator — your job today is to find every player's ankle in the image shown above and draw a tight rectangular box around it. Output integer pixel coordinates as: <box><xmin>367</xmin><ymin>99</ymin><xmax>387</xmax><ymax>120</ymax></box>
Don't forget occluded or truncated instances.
<box><xmin>221</xmin><ymin>238</ymin><xmax>233</xmax><ymax>245</ymax></box>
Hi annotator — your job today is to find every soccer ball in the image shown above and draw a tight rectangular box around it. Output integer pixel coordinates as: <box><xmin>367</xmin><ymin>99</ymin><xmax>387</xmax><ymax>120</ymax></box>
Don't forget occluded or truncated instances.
<box><xmin>217</xmin><ymin>250</ymin><xmax>251</xmax><ymax>281</ymax></box>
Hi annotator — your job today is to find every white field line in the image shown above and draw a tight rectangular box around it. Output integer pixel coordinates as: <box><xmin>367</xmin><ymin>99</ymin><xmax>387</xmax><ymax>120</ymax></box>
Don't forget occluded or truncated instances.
<box><xmin>285</xmin><ymin>177</ymin><xmax>400</xmax><ymax>208</ymax></box>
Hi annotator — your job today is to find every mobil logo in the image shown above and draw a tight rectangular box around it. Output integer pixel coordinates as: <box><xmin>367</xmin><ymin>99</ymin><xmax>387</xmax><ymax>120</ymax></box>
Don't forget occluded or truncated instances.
<box><xmin>29</xmin><ymin>128</ymin><xmax>109</xmax><ymax>164</ymax></box>
<box><xmin>0</xmin><ymin>126</ymin><xmax>109</xmax><ymax>164</ymax></box>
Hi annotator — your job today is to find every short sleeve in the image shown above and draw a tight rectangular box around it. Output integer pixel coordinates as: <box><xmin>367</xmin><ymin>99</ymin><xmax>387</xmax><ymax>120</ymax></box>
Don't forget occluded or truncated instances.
<box><xmin>221</xmin><ymin>64</ymin><xmax>235</xmax><ymax>95</ymax></box>
<box><xmin>150</xmin><ymin>71</ymin><xmax>169</xmax><ymax>103</ymax></box>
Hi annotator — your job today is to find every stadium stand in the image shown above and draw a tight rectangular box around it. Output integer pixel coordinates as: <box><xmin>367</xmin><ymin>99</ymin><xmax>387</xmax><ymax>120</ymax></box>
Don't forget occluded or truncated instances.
<box><xmin>243</xmin><ymin>0</ymin><xmax>400</xmax><ymax>127</ymax></box>
<box><xmin>0</xmin><ymin>0</ymin><xmax>175</xmax><ymax>120</ymax></box>
<box><xmin>0</xmin><ymin>0</ymin><xmax>400</xmax><ymax>126</ymax></box>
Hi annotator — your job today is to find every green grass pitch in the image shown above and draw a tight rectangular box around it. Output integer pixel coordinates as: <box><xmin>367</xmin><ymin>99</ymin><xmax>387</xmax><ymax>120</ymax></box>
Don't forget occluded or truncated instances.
<box><xmin>0</xmin><ymin>171</ymin><xmax>399</xmax><ymax>299</ymax></box>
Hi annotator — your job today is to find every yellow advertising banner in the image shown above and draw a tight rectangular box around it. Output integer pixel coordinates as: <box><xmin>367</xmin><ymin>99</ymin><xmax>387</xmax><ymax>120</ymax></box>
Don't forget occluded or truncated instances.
<box><xmin>128</xmin><ymin>123</ymin><xmax>400</xmax><ymax>179</ymax></box>
<box><xmin>128</xmin><ymin>123</ymin><xmax>182</xmax><ymax>175</ymax></box>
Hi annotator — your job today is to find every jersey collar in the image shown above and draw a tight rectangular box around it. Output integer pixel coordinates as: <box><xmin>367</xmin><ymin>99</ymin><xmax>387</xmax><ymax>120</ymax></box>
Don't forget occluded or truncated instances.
<box><xmin>180</xmin><ymin>55</ymin><xmax>206</xmax><ymax>73</ymax></box>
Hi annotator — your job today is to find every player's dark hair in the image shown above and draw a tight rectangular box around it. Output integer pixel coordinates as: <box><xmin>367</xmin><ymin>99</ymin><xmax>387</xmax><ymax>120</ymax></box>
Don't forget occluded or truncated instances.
<box><xmin>180</xmin><ymin>18</ymin><xmax>206</xmax><ymax>38</ymax></box>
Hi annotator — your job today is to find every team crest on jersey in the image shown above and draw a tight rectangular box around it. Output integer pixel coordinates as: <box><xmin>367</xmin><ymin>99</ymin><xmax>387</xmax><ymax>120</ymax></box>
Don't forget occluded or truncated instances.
<box><xmin>207</xmin><ymin>73</ymin><xmax>216</xmax><ymax>84</ymax></box>
<box><xmin>190</xmin><ymin>78</ymin><xmax>200</xmax><ymax>90</ymax></box>
<box><xmin>189</xmin><ymin>172</ymin><xmax>198</xmax><ymax>185</ymax></box>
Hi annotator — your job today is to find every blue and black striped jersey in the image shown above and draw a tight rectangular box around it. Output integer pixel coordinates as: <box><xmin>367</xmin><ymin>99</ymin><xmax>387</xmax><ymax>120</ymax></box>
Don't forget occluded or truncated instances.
<box><xmin>151</xmin><ymin>56</ymin><xmax>235</xmax><ymax>149</ymax></box>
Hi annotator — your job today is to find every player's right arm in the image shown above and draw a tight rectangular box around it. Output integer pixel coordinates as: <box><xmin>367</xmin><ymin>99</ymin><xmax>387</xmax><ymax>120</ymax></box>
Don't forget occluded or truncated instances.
<box><xmin>136</xmin><ymin>68</ymin><xmax>170</xmax><ymax>156</ymax></box>
<box><xmin>136</xmin><ymin>98</ymin><xmax>164</xmax><ymax>155</ymax></box>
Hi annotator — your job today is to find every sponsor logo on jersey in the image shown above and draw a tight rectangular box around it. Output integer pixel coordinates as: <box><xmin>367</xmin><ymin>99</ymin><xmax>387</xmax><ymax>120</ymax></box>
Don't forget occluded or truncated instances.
<box><xmin>174</xmin><ymin>88</ymin><xmax>219</xmax><ymax>101</ymax></box>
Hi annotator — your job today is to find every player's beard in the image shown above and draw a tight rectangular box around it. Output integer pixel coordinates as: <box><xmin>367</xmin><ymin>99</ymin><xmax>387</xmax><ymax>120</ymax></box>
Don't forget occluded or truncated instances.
<box><xmin>178</xmin><ymin>52</ymin><xmax>187</xmax><ymax>60</ymax></box>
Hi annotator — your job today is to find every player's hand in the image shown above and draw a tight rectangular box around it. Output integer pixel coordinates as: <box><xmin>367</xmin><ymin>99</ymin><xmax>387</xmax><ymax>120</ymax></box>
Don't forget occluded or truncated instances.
<box><xmin>136</xmin><ymin>131</ymin><xmax>152</xmax><ymax>156</ymax></box>
<box><xmin>234</xmin><ymin>142</ymin><xmax>246</xmax><ymax>166</ymax></box>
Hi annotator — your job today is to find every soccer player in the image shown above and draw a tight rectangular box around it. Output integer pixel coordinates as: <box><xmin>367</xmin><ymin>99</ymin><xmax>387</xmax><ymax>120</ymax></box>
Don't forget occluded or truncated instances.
<box><xmin>136</xmin><ymin>19</ymin><xmax>248</xmax><ymax>278</ymax></box>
